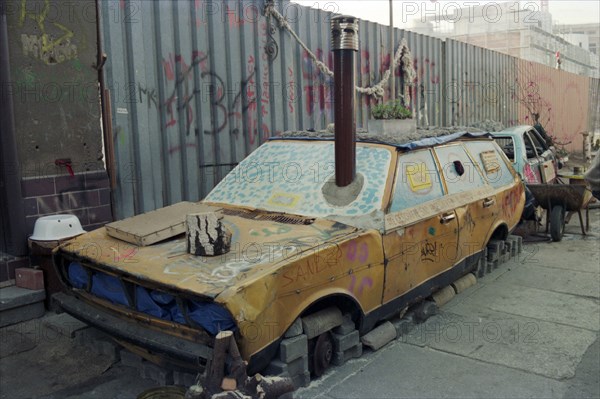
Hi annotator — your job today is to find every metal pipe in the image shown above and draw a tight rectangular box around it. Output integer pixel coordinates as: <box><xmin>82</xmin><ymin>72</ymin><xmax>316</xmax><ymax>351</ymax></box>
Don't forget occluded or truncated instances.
<box><xmin>331</xmin><ymin>15</ymin><xmax>359</xmax><ymax>187</ymax></box>
<box><xmin>0</xmin><ymin>2</ymin><xmax>27</xmax><ymax>255</ymax></box>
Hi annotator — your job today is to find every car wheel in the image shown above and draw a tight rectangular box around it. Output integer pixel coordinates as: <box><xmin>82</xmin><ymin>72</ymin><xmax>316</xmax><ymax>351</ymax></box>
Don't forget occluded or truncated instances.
<box><xmin>311</xmin><ymin>332</ymin><xmax>333</xmax><ymax>377</ymax></box>
<box><xmin>550</xmin><ymin>205</ymin><xmax>565</xmax><ymax>242</ymax></box>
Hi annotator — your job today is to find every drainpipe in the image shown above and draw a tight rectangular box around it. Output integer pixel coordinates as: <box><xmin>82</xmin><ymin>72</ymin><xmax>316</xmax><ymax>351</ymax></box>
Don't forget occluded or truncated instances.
<box><xmin>0</xmin><ymin>2</ymin><xmax>27</xmax><ymax>256</ymax></box>
<box><xmin>331</xmin><ymin>16</ymin><xmax>359</xmax><ymax>187</ymax></box>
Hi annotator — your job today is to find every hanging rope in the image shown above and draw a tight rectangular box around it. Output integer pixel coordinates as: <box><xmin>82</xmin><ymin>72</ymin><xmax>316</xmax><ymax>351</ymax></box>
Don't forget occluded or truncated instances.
<box><xmin>265</xmin><ymin>4</ymin><xmax>416</xmax><ymax>100</ymax></box>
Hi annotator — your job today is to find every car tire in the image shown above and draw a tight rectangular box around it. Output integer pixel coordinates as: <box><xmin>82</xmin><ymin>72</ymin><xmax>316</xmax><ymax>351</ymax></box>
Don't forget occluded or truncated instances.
<box><xmin>550</xmin><ymin>205</ymin><xmax>565</xmax><ymax>242</ymax></box>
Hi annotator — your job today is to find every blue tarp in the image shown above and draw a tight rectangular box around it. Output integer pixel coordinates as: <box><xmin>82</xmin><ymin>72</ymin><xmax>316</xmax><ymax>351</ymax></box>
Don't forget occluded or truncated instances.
<box><xmin>67</xmin><ymin>262</ymin><xmax>236</xmax><ymax>336</ymax></box>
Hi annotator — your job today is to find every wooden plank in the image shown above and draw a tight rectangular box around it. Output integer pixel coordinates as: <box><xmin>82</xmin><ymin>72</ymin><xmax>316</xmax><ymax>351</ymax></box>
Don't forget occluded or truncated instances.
<box><xmin>105</xmin><ymin>202</ymin><xmax>219</xmax><ymax>246</ymax></box>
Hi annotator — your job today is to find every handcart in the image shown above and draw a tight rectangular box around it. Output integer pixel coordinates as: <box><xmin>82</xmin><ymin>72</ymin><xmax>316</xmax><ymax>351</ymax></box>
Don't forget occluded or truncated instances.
<box><xmin>527</xmin><ymin>177</ymin><xmax>593</xmax><ymax>242</ymax></box>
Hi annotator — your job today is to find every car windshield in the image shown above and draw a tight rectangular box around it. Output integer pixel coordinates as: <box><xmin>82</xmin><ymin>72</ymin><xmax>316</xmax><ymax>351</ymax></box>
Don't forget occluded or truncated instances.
<box><xmin>205</xmin><ymin>141</ymin><xmax>393</xmax><ymax>217</ymax></box>
<box><xmin>493</xmin><ymin>136</ymin><xmax>515</xmax><ymax>161</ymax></box>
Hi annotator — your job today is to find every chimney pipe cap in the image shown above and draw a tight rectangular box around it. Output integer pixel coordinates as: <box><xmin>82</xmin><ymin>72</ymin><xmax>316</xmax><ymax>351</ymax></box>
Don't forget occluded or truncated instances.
<box><xmin>331</xmin><ymin>15</ymin><xmax>359</xmax><ymax>51</ymax></box>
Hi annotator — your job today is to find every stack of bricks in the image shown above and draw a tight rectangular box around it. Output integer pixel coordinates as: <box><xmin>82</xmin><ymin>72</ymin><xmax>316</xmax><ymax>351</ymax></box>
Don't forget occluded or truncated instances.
<box><xmin>331</xmin><ymin>315</ymin><xmax>362</xmax><ymax>366</ymax></box>
<box><xmin>21</xmin><ymin>170</ymin><xmax>113</xmax><ymax>236</ymax></box>
<box><xmin>486</xmin><ymin>240</ymin><xmax>505</xmax><ymax>270</ymax></box>
<box><xmin>265</xmin><ymin>318</ymin><xmax>310</xmax><ymax>388</ymax></box>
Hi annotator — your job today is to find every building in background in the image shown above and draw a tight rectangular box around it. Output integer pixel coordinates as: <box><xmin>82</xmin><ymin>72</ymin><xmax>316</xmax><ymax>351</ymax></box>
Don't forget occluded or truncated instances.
<box><xmin>416</xmin><ymin>1</ymin><xmax>598</xmax><ymax>78</ymax></box>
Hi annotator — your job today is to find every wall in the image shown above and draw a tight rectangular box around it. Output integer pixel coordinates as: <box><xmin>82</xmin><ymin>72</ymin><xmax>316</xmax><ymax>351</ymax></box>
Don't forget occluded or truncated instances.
<box><xmin>100</xmin><ymin>0</ymin><xmax>597</xmax><ymax>219</ymax></box>
<box><xmin>1</xmin><ymin>0</ymin><xmax>112</xmax><ymax>271</ymax></box>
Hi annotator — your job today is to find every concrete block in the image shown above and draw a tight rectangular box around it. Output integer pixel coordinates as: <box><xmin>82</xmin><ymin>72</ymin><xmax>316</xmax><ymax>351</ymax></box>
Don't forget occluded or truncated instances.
<box><xmin>487</xmin><ymin>259</ymin><xmax>498</xmax><ymax>271</ymax></box>
<box><xmin>266</xmin><ymin>356</ymin><xmax>308</xmax><ymax>378</ymax></box>
<box><xmin>0</xmin><ymin>286</ymin><xmax>45</xmax><ymax>311</ymax></box>
<box><xmin>0</xmin><ymin>301</ymin><xmax>45</xmax><ymax>328</ymax></box>
<box><xmin>332</xmin><ymin>329</ymin><xmax>359</xmax><ymax>352</ymax></box>
<box><xmin>508</xmin><ymin>235</ymin><xmax>523</xmax><ymax>253</ymax></box>
<box><xmin>486</xmin><ymin>240</ymin><xmax>504</xmax><ymax>261</ymax></box>
<box><xmin>503</xmin><ymin>241</ymin><xmax>513</xmax><ymax>258</ymax></box>
<box><xmin>142</xmin><ymin>361</ymin><xmax>174</xmax><ymax>386</ymax></box>
<box><xmin>279</xmin><ymin>334</ymin><xmax>308</xmax><ymax>363</ymax></box>
<box><xmin>432</xmin><ymin>285</ymin><xmax>455</xmax><ymax>306</ymax></box>
<box><xmin>15</xmin><ymin>268</ymin><xmax>44</xmax><ymax>291</ymax></box>
<box><xmin>333</xmin><ymin>315</ymin><xmax>355</xmax><ymax>336</ymax></box>
<box><xmin>284</xmin><ymin>317</ymin><xmax>303</xmax><ymax>338</ymax></box>
<box><xmin>476</xmin><ymin>257</ymin><xmax>486</xmax><ymax>278</ymax></box>
<box><xmin>361</xmin><ymin>321</ymin><xmax>396</xmax><ymax>351</ymax></box>
<box><xmin>291</xmin><ymin>371</ymin><xmax>311</xmax><ymax>389</ymax></box>
<box><xmin>413</xmin><ymin>301</ymin><xmax>438</xmax><ymax>323</ymax></box>
<box><xmin>451</xmin><ymin>273</ymin><xmax>476</xmax><ymax>294</ymax></box>
<box><xmin>174</xmin><ymin>370</ymin><xmax>198</xmax><ymax>387</ymax></box>
<box><xmin>332</xmin><ymin>343</ymin><xmax>363</xmax><ymax>366</ymax></box>
<box><xmin>119</xmin><ymin>348</ymin><xmax>144</xmax><ymax>368</ymax></box>
<box><xmin>41</xmin><ymin>313</ymin><xmax>89</xmax><ymax>338</ymax></box>
<box><xmin>301</xmin><ymin>307</ymin><xmax>343</xmax><ymax>339</ymax></box>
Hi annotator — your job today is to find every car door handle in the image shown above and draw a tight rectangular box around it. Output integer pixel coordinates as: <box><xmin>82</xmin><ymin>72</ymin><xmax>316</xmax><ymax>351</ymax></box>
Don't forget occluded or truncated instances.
<box><xmin>440</xmin><ymin>212</ymin><xmax>456</xmax><ymax>224</ymax></box>
<box><xmin>483</xmin><ymin>197</ymin><xmax>496</xmax><ymax>208</ymax></box>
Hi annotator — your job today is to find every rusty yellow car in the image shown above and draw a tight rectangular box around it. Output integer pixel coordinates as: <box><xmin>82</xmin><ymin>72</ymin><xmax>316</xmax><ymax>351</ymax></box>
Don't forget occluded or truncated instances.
<box><xmin>52</xmin><ymin>131</ymin><xmax>525</xmax><ymax>383</ymax></box>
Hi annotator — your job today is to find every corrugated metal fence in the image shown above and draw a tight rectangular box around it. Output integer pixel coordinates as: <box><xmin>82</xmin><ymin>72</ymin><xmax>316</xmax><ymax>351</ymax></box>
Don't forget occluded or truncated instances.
<box><xmin>101</xmin><ymin>0</ymin><xmax>598</xmax><ymax>219</ymax></box>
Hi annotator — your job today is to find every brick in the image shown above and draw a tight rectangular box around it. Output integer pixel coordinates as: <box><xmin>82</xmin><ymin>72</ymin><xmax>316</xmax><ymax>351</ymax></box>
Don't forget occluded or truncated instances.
<box><xmin>284</xmin><ymin>317</ymin><xmax>303</xmax><ymax>338</ymax></box>
<box><xmin>142</xmin><ymin>361</ymin><xmax>174</xmax><ymax>385</ymax></box>
<box><xmin>332</xmin><ymin>330</ymin><xmax>359</xmax><ymax>352</ymax></box>
<box><xmin>8</xmin><ymin>258</ymin><xmax>31</xmax><ymax>281</ymax></box>
<box><xmin>70</xmin><ymin>208</ymin><xmax>90</xmax><ymax>226</ymax></box>
<box><xmin>15</xmin><ymin>268</ymin><xmax>44</xmax><ymax>290</ymax></box>
<box><xmin>173</xmin><ymin>370</ymin><xmax>198</xmax><ymax>387</ymax></box>
<box><xmin>68</xmin><ymin>190</ymin><xmax>100</xmax><ymax>209</ymax></box>
<box><xmin>37</xmin><ymin>194</ymin><xmax>70</xmax><ymax>213</ymax></box>
<box><xmin>279</xmin><ymin>334</ymin><xmax>308</xmax><ymax>363</ymax></box>
<box><xmin>291</xmin><ymin>371</ymin><xmax>310</xmax><ymax>389</ymax></box>
<box><xmin>0</xmin><ymin>264</ymin><xmax>8</xmax><ymax>282</ymax></box>
<box><xmin>99</xmin><ymin>188</ymin><xmax>111</xmax><ymax>206</ymax></box>
<box><xmin>55</xmin><ymin>174</ymin><xmax>86</xmax><ymax>193</ymax></box>
<box><xmin>85</xmin><ymin>171</ymin><xmax>110</xmax><ymax>189</ymax></box>
<box><xmin>88</xmin><ymin>205</ymin><xmax>113</xmax><ymax>224</ymax></box>
<box><xmin>26</xmin><ymin>216</ymin><xmax>38</xmax><ymax>235</ymax></box>
<box><xmin>24</xmin><ymin>198</ymin><xmax>38</xmax><ymax>216</ymax></box>
<box><xmin>21</xmin><ymin>178</ymin><xmax>55</xmax><ymax>197</ymax></box>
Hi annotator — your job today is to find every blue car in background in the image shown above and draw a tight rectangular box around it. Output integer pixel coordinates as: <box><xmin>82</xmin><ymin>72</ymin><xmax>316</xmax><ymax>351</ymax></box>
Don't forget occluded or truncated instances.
<box><xmin>492</xmin><ymin>126</ymin><xmax>559</xmax><ymax>184</ymax></box>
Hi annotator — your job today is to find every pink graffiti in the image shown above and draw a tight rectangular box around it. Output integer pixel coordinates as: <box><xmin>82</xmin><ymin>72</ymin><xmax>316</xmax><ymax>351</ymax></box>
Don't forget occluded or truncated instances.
<box><xmin>346</xmin><ymin>240</ymin><xmax>369</xmax><ymax>263</ymax></box>
<box><xmin>348</xmin><ymin>275</ymin><xmax>374</xmax><ymax>296</ymax></box>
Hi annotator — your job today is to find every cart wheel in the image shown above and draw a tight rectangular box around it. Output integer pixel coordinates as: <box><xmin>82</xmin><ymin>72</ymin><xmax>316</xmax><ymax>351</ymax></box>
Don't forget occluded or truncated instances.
<box><xmin>550</xmin><ymin>205</ymin><xmax>565</xmax><ymax>242</ymax></box>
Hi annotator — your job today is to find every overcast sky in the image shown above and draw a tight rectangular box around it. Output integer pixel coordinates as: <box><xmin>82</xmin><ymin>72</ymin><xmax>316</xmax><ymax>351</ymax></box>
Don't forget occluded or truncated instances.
<box><xmin>291</xmin><ymin>1</ymin><xmax>600</xmax><ymax>26</ymax></box>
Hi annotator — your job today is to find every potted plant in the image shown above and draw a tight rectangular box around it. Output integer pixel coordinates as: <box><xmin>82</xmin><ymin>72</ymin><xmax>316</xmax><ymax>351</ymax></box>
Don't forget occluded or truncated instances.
<box><xmin>368</xmin><ymin>100</ymin><xmax>416</xmax><ymax>136</ymax></box>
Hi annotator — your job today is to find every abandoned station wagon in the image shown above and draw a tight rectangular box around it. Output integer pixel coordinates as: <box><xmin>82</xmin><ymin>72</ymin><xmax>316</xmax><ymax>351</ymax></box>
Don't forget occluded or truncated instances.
<box><xmin>53</xmin><ymin>133</ymin><xmax>525</xmax><ymax>378</ymax></box>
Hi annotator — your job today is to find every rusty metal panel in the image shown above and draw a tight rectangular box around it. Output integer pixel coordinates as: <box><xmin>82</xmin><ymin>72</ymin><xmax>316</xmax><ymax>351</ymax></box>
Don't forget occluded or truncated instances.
<box><xmin>514</xmin><ymin>58</ymin><xmax>591</xmax><ymax>152</ymax></box>
<box><xmin>102</xmin><ymin>0</ymin><xmax>596</xmax><ymax>218</ymax></box>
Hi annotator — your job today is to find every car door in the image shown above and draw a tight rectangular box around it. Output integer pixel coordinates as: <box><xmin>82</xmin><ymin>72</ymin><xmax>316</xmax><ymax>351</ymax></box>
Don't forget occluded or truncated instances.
<box><xmin>522</xmin><ymin>131</ymin><xmax>544</xmax><ymax>183</ymax></box>
<box><xmin>529</xmin><ymin>129</ymin><xmax>557</xmax><ymax>182</ymax></box>
<box><xmin>432</xmin><ymin>143</ymin><xmax>496</xmax><ymax>263</ymax></box>
<box><xmin>382</xmin><ymin>149</ymin><xmax>459</xmax><ymax>303</ymax></box>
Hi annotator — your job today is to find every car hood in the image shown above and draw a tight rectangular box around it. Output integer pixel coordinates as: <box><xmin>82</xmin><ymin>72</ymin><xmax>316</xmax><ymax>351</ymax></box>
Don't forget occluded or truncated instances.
<box><xmin>57</xmin><ymin>205</ymin><xmax>358</xmax><ymax>299</ymax></box>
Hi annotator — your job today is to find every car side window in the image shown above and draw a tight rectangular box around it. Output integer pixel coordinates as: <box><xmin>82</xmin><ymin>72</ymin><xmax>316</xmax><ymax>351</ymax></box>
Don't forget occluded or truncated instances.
<box><xmin>389</xmin><ymin>149</ymin><xmax>445</xmax><ymax>213</ymax></box>
<box><xmin>523</xmin><ymin>133</ymin><xmax>539</xmax><ymax>159</ymax></box>
<box><xmin>463</xmin><ymin>141</ymin><xmax>515</xmax><ymax>189</ymax></box>
<box><xmin>527</xmin><ymin>130</ymin><xmax>546</xmax><ymax>155</ymax></box>
<box><xmin>434</xmin><ymin>144</ymin><xmax>486</xmax><ymax>195</ymax></box>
